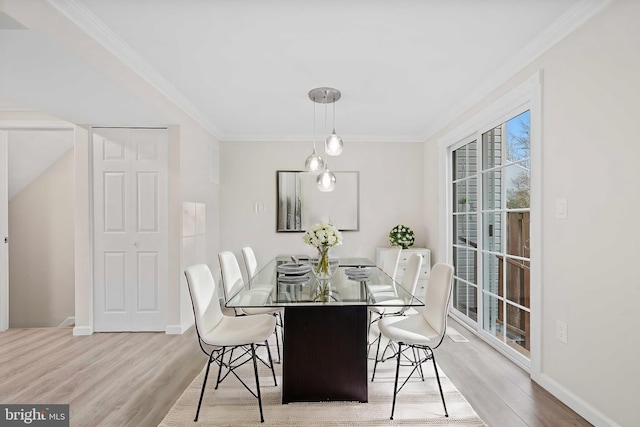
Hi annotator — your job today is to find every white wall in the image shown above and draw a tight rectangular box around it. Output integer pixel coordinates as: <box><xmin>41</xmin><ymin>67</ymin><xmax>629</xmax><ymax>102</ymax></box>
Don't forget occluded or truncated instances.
<box><xmin>172</xmin><ymin>125</ymin><xmax>220</xmax><ymax>332</ymax></box>
<box><xmin>73</xmin><ymin>125</ymin><xmax>92</xmax><ymax>335</ymax></box>
<box><xmin>424</xmin><ymin>1</ymin><xmax>638</xmax><ymax>426</ymax></box>
<box><xmin>220</xmin><ymin>140</ymin><xmax>425</xmax><ymax>268</ymax></box>
<box><xmin>9</xmin><ymin>148</ymin><xmax>74</xmax><ymax>327</ymax></box>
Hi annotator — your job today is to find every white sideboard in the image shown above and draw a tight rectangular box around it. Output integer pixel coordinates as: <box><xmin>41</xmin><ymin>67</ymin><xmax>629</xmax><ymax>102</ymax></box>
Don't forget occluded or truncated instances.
<box><xmin>376</xmin><ymin>247</ymin><xmax>431</xmax><ymax>299</ymax></box>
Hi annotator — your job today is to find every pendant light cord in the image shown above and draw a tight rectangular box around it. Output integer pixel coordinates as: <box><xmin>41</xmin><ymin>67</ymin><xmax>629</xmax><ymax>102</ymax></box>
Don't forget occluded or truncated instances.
<box><xmin>324</xmin><ymin>92</ymin><xmax>328</xmax><ymax>134</ymax></box>
<box><xmin>332</xmin><ymin>101</ymin><xmax>336</xmax><ymax>132</ymax></box>
<box><xmin>313</xmin><ymin>98</ymin><xmax>317</xmax><ymax>151</ymax></box>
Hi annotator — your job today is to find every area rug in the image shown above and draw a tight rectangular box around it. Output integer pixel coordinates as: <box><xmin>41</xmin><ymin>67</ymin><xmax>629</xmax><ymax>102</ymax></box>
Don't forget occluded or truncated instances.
<box><xmin>159</xmin><ymin>348</ymin><xmax>486</xmax><ymax>427</ymax></box>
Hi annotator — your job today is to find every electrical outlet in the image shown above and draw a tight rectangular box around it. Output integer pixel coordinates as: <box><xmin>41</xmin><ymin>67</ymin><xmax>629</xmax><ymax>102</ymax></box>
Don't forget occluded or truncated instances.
<box><xmin>556</xmin><ymin>320</ymin><xmax>568</xmax><ymax>344</ymax></box>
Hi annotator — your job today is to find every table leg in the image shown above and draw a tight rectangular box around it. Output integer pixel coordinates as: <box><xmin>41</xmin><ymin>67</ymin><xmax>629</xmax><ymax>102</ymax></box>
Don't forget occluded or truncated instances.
<box><xmin>282</xmin><ymin>305</ymin><xmax>368</xmax><ymax>403</ymax></box>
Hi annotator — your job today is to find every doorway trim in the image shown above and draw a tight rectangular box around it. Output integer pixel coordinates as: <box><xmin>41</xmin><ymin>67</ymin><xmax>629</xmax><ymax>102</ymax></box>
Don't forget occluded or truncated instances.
<box><xmin>0</xmin><ymin>130</ymin><xmax>7</xmax><ymax>332</ymax></box>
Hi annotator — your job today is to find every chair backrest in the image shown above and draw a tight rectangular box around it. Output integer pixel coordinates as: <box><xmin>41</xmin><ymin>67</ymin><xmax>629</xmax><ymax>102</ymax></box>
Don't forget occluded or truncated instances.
<box><xmin>241</xmin><ymin>247</ymin><xmax>258</xmax><ymax>281</ymax></box>
<box><xmin>400</xmin><ymin>253</ymin><xmax>422</xmax><ymax>299</ymax></box>
<box><xmin>421</xmin><ymin>263</ymin><xmax>454</xmax><ymax>346</ymax></box>
<box><xmin>184</xmin><ymin>264</ymin><xmax>224</xmax><ymax>339</ymax></box>
<box><xmin>381</xmin><ymin>247</ymin><xmax>402</xmax><ymax>281</ymax></box>
<box><xmin>218</xmin><ymin>251</ymin><xmax>245</xmax><ymax>302</ymax></box>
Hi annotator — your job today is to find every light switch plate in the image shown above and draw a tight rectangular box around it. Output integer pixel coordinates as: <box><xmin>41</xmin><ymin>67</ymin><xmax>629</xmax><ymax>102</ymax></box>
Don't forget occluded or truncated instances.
<box><xmin>556</xmin><ymin>320</ymin><xmax>568</xmax><ymax>343</ymax></box>
<box><xmin>556</xmin><ymin>198</ymin><xmax>568</xmax><ymax>219</ymax></box>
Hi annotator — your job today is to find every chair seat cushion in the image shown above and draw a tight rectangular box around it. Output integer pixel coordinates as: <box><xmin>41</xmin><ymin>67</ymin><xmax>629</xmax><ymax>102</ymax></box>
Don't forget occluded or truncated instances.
<box><xmin>378</xmin><ymin>313</ymin><xmax>439</xmax><ymax>346</ymax></box>
<box><xmin>201</xmin><ymin>313</ymin><xmax>276</xmax><ymax>347</ymax></box>
<box><xmin>367</xmin><ymin>284</ymin><xmax>394</xmax><ymax>293</ymax></box>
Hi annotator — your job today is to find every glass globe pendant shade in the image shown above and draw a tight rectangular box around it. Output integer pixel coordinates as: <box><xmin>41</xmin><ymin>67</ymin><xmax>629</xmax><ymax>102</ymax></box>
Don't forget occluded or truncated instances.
<box><xmin>317</xmin><ymin>167</ymin><xmax>336</xmax><ymax>192</ymax></box>
<box><xmin>304</xmin><ymin>147</ymin><xmax>324</xmax><ymax>172</ymax></box>
<box><xmin>325</xmin><ymin>130</ymin><xmax>343</xmax><ymax>156</ymax></box>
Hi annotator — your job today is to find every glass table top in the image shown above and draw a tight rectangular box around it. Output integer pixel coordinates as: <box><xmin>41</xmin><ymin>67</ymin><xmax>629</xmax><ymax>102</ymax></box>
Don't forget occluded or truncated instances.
<box><xmin>225</xmin><ymin>256</ymin><xmax>425</xmax><ymax>308</ymax></box>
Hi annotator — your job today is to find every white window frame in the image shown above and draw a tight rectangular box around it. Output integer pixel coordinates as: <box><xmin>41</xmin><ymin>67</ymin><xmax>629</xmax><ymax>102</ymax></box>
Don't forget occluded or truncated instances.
<box><xmin>438</xmin><ymin>71</ymin><xmax>542</xmax><ymax>375</ymax></box>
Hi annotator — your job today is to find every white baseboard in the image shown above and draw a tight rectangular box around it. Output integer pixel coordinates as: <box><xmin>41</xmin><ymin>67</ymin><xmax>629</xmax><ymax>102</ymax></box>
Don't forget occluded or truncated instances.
<box><xmin>58</xmin><ymin>317</ymin><xmax>75</xmax><ymax>328</ymax></box>
<box><xmin>534</xmin><ymin>373</ymin><xmax>621</xmax><ymax>427</ymax></box>
<box><xmin>165</xmin><ymin>320</ymin><xmax>193</xmax><ymax>335</ymax></box>
<box><xmin>73</xmin><ymin>324</ymin><xmax>193</xmax><ymax>335</ymax></box>
<box><xmin>72</xmin><ymin>325</ymin><xmax>93</xmax><ymax>336</ymax></box>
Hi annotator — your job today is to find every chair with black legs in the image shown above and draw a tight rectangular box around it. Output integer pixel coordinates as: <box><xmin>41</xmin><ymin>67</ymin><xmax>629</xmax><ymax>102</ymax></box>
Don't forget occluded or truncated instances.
<box><xmin>184</xmin><ymin>264</ymin><xmax>277</xmax><ymax>423</ymax></box>
<box><xmin>377</xmin><ymin>262</ymin><xmax>454</xmax><ymax>420</ymax></box>
<box><xmin>369</xmin><ymin>253</ymin><xmax>422</xmax><ymax>379</ymax></box>
<box><xmin>241</xmin><ymin>246</ymin><xmax>285</xmax><ymax>357</ymax></box>
<box><xmin>367</xmin><ymin>246</ymin><xmax>402</xmax><ymax>340</ymax></box>
<box><xmin>219</xmin><ymin>250</ymin><xmax>284</xmax><ymax>363</ymax></box>
<box><xmin>367</xmin><ymin>246</ymin><xmax>402</xmax><ymax>297</ymax></box>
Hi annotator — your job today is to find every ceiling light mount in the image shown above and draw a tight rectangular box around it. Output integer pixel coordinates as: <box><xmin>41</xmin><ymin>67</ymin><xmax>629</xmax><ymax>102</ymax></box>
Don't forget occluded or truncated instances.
<box><xmin>308</xmin><ymin>87</ymin><xmax>341</xmax><ymax>104</ymax></box>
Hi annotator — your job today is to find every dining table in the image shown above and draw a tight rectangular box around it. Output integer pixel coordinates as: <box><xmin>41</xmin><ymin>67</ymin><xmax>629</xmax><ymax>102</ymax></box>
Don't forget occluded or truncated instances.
<box><xmin>225</xmin><ymin>255</ymin><xmax>425</xmax><ymax>404</ymax></box>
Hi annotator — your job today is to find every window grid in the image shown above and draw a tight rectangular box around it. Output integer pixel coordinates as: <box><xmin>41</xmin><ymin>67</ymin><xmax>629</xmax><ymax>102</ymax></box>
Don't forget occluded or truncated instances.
<box><xmin>450</xmin><ymin>110</ymin><xmax>531</xmax><ymax>359</ymax></box>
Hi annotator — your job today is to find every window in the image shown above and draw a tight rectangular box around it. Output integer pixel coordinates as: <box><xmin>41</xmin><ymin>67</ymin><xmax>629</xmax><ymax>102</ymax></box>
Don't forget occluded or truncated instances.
<box><xmin>481</xmin><ymin>111</ymin><xmax>531</xmax><ymax>357</ymax></box>
<box><xmin>443</xmin><ymin>73</ymin><xmax>539</xmax><ymax>369</ymax></box>
<box><xmin>452</xmin><ymin>140</ymin><xmax>479</xmax><ymax>322</ymax></box>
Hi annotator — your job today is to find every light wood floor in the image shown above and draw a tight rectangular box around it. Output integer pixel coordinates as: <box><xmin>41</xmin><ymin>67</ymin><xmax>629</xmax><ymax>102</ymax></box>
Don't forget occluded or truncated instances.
<box><xmin>436</xmin><ymin>320</ymin><xmax>592</xmax><ymax>427</ymax></box>
<box><xmin>0</xmin><ymin>319</ymin><xmax>591</xmax><ymax>427</ymax></box>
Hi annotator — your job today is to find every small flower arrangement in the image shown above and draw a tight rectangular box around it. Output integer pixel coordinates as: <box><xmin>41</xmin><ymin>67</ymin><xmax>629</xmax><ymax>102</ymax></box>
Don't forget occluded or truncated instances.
<box><xmin>303</xmin><ymin>222</ymin><xmax>342</xmax><ymax>282</ymax></box>
<box><xmin>389</xmin><ymin>224</ymin><xmax>415</xmax><ymax>249</ymax></box>
<box><xmin>303</xmin><ymin>222</ymin><xmax>343</xmax><ymax>250</ymax></box>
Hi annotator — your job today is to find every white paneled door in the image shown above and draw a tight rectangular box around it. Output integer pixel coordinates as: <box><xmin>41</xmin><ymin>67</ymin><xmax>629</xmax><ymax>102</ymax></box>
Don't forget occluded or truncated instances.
<box><xmin>93</xmin><ymin>128</ymin><xmax>168</xmax><ymax>332</ymax></box>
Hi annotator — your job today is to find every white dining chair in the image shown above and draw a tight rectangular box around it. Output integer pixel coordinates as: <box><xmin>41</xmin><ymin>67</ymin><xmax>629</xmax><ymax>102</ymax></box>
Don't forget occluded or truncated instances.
<box><xmin>242</xmin><ymin>246</ymin><xmax>259</xmax><ymax>280</ymax></box>
<box><xmin>241</xmin><ymin>246</ymin><xmax>285</xmax><ymax>352</ymax></box>
<box><xmin>367</xmin><ymin>246</ymin><xmax>402</xmax><ymax>296</ymax></box>
<box><xmin>219</xmin><ymin>250</ymin><xmax>284</xmax><ymax>362</ymax></box>
<box><xmin>377</xmin><ymin>262</ymin><xmax>454</xmax><ymax>420</ymax></box>
<box><xmin>369</xmin><ymin>253</ymin><xmax>422</xmax><ymax>379</ymax></box>
<box><xmin>383</xmin><ymin>246</ymin><xmax>403</xmax><ymax>279</ymax></box>
<box><xmin>241</xmin><ymin>246</ymin><xmax>276</xmax><ymax>292</ymax></box>
<box><xmin>184</xmin><ymin>264</ymin><xmax>277</xmax><ymax>423</ymax></box>
<box><xmin>367</xmin><ymin>247</ymin><xmax>403</xmax><ymax>343</ymax></box>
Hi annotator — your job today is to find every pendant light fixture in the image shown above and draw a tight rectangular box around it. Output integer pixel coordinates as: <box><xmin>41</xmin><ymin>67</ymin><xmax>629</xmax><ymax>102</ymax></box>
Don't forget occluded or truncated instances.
<box><xmin>325</xmin><ymin>101</ymin><xmax>343</xmax><ymax>156</ymax></box>
<box><xmin>307</xmin><ymin>87</ymin><xmax>342</xmax><ymax>192</ymax></box>
<box><xmin>304</xmin><ymin>98</ymin><xmax>324</xmax><ymax>172</ymax></box>
<box><xmin>317</xmin><ymin>162</ymin><xmax>337</xmax><ymax>192</ymax></box>
<box><xmin>308</xmin><ymin>86</ymin><xmax>343</xmax><ymax>157</ymax></box>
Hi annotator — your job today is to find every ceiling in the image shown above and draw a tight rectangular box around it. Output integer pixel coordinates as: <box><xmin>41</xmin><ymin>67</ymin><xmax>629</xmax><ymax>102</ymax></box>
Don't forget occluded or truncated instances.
<box><xmin>0</xmin><ymin>0</ymin><xmax>607</xmax><ymax>142</ymax></box>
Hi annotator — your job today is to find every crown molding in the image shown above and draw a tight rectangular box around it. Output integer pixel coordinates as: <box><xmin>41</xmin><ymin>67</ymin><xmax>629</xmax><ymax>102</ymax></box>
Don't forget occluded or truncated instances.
<box><xmin>0</xmin><ymin>106</ymin><xmax>36</xmax><ymax>112</ymax></box>
<box><xmin>0</xmin><ymin>121</ymin><xmax>75</xmax><ymax>130</ymax></box>
<box><xmin>46</xmin><ymin>0</ymin><xmax>224</xmax><ymax>139</ymax></box>
<box><xmin>420</xmin><ymin>0</ymin><xmax>612</xmax><ymax>142</ymax></box>
<box><xmin>220</xmin><ymin>133</ymin><xmax>426</xmax><ymax>144</ymax></box>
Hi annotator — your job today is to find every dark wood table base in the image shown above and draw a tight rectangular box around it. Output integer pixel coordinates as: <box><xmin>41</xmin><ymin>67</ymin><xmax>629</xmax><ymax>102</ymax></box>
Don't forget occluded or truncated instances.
<box><xmin>282</xmin><ymin>305</ymin><xmax>368</xmax><ymax>403</ymax></box>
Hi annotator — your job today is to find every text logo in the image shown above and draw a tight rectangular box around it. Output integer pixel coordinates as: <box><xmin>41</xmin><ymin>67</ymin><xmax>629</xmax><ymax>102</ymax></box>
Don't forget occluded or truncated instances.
<box><xmin>1</xmin><ymin>405</ymin><xmax>69</xmax><ymax>426</ymax></box>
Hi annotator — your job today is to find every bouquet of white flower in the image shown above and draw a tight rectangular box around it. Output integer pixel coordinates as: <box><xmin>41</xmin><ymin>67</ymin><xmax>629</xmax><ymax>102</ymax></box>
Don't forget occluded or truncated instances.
<box><xmin>303</xmin><ymin>222</ymin><xmax>342</xmax><ymax>283</ymax></box>
<box><xmin>389</xmin><ymin>224</ymin><xmax>415</xmax><ymax>249</ymax></box>
<box><xmin>303</xmin><ymin>222</ymin><xmax>343</xmax><ymax>249</ymax></box>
